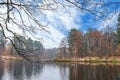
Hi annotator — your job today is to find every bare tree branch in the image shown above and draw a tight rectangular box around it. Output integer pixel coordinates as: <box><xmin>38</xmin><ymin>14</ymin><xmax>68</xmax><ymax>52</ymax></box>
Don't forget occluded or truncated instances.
<box><xmin>0</xmin><ymin>0</ymin><xmax>119</xmax><ymax>62</ymax></box>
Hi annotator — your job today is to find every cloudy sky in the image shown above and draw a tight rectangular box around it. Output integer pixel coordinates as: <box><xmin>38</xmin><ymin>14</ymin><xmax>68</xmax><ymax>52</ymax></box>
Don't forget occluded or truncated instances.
<box><xmin>0</xmin><ymin>0</ymin><xmax>120</xmax><ymax>49</ymax></box>
<box><xmin>36</xmin><ymin>0</ymin><xmax>120</xmax><ymax>48</ymax></box>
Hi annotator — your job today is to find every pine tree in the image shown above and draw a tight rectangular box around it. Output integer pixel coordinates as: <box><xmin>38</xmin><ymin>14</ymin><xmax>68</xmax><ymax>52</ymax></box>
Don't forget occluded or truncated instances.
<box><xmin>116</xmin><ymin>13</ymin><xmax>120</xmax><ymax>44</ymax></box>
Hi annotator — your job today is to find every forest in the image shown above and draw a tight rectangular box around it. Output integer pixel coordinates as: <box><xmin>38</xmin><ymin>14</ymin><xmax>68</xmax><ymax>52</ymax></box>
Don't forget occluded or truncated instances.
<box><xmin>58</xmin><ymin>13</ymin><xmax>120</xmax><ymax>59</ymax></box>
<box><xmin>0</xmin><ymin>30</ymin><xmax>58</xmax><ymax>59</ymax></box>
<box><xmin>0</xmin><ymin>13</ymin><xmax>120</xmax><ymax>60</ymax></box>
<box><xmin>0</xmin><ymin>13</ymin><xmax>120</xmax><ymax>61</ymax></box>
<box><xmin>0</xmin><ymin>32</ymin><xmax>44</xmax><ymax>57</ymax></box>
<box><xmin>0</xmin><ymin>0</ymin><xmax>120</xmax><ymax>80</ymax></box>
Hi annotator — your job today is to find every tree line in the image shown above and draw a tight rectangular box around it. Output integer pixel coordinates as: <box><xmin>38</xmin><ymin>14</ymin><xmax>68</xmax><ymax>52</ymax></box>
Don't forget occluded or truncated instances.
<box><xmin>0</xmin><ymin>0</ymin><xmax>119</xmax><ymax>60</ymax></box>
<box><xmin>58</xmin><ymin>13</ymin><xmax>120</xmax><ymax>58</ymax></box>
<box><xmin>0</xmin><ymin>33</ymin><xmax>44</xmax><ymax>57</ymax></box>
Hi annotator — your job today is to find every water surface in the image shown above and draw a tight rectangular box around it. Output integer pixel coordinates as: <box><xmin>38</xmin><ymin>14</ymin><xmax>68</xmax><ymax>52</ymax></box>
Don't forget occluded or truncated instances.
<box><xmin>0</xmin><ymin>60</ymin><xmax>120</xmax><ymax>80</ymax></box>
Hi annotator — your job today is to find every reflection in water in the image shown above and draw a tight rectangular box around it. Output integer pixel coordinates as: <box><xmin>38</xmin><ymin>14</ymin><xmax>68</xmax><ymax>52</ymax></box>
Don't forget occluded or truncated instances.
<box><xmin>1</xmin><ymin>61</ymin><xmax>13</xmax><ymax>80</ymax></box>
<box><xmin>0</xmin><ymin>61</ymin><xmax>44</xmax><ymax>80</ymax></box>
<box><xmin>59</xmin><ymin>63</ymin><xmax>69</xmax><ymax>80</ymax></box>
<box><xmin>68</xmin><ymin>63</ymin><xmax>120</xmax><ymax>80</ymax></box>
<box><xmin>0</xmin><ymin>61</ymin><xmax>120</xmax><ymax>80</ymax></box>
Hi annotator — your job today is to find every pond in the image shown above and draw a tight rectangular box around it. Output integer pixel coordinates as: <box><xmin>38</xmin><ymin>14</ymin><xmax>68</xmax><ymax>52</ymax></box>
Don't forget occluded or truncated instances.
<box><xmin>0</xmin><ymin>60</ymin><xmax>120</xmax><ymax>80</ymax></box>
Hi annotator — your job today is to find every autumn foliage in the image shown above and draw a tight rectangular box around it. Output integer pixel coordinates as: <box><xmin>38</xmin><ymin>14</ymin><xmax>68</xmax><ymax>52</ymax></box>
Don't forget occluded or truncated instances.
<box><xmin>59</xmin><ymin>13</ymin><xmax>120</xmax><ymax>58</ymax></box>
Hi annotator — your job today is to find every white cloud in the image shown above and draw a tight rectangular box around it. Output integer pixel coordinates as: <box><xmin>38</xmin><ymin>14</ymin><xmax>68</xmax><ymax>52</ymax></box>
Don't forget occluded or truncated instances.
<box><xmin>0</xmin><ymin>0</ymin><xmax>83</xmax><ymax>49</ymax></box>
<box><xmin>36</xmin><ymin>25</ymin><xmax>65</xmax><ymax>48</ymax></box>
<box><xmin>40</xmin><ymin>1</ymin><xmax>82</xmax><ymax>30</ymax></box>
<box><xmin>59</xmin><ymin>8</ymin><xmax>81</xmax><ymax>30</ymax></box>
<box><xmin>37</xmin><ymin>1</ymin><xmax>83</xmax><ymax>48</ymax></box>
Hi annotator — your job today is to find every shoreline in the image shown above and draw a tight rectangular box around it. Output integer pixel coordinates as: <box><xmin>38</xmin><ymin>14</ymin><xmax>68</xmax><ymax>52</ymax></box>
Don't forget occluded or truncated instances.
<box><xmin>54</xmin><ymin>57</ymin><xmax>120</xmax><ymax>63</ymax></box>
<box><xmin>0</xmin><ymin>56</ymin><xmax>23</xmax><ymax>60</ymax></box>
<box><xmin>1</xmin><ymin>56</ymin><xmax>120</xmax><ymax>64</ymax></box>
<box><xmin>0</xmin><ymin>56</ymin><xmax>53</xmax><ymax>62</ymax></box>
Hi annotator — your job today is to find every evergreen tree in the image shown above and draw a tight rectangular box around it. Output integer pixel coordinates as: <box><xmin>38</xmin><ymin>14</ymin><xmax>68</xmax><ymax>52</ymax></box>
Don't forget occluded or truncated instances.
<box><xmin>0</xmin><ymin>30</ymin><xmax>5</xmax><ymax>54</ymax></box>
<box><xmin>67</xmin><ymin>28</ymin><xmax>83</xmax><ymax>57</ymax></box>
<box><xmin>116</xmin><ymin>13</ymin><xmax>120</xmax><ymax>44</ymax></box>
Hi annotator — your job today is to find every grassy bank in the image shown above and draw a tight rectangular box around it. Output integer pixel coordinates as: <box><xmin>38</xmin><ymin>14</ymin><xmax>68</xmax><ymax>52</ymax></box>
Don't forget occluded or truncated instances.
<box><xmin>0</xmin><ymin>56</ymin><xmax>23</xmax><ymax>60</ymax></box>
<box><xmin>54</xmin><ymin>57</ymin><xmax>120</xmax><ymax>63</ymax></box>
<box><xmin>1</xmin><ymin>56</ymin><xmax>120</xmax><ymax>64</ymax></box>
<box><xmin>0</xmin><ymin>56</ymin><xmax>51</xmax><ymax>61</ymax></box>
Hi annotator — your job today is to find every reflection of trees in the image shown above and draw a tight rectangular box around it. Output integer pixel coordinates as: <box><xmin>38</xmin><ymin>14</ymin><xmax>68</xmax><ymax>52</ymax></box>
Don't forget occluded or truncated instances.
<box><xmin>59</xmin><ymin>63</ymin><xmax>69</xmax><ymax>80</ymax></box>
<box><xmin>12</xmin><ymin>61</ymin><xmax>44</xmax><ymax>80</ymax></box>
<box><xmin>2</xmin><ymin>61</ymin><xmax>10</xmax><ymax>80</ymax></box>
<box><xmin>69</xmin><ymin>64</ymin><xmax>81</xmax><ymax>80</ymax></box>
<box><xmin>31</xmin><ymin>62</ymin><xmax>44</xmax><ymax>76</ymax></box>
<box><xmin>1</xmin><ymin>61</ymin><xmax>120</xmax><ymax>80</ymax></box>
<box><xmin>0</xmin><ymin>61</ymin><xmax>4</xmax><ymax>79</ymax></box>
<box><xmin>0</xmin><ymin>61</ymin><xmax>14</xmax><ymax>80</ymax></box>
<box><xmin>0</xmin><ymin>61</ymin><xmax>44</xmax><ymax>80</ymax></box>
<box><xmin>69</xmin><ymin>64</ymin><xmax>120</xmax><ymax>80</ymax></box>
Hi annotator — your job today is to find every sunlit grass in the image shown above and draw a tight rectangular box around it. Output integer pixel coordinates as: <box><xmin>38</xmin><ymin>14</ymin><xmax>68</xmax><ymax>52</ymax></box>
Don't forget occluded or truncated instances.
<box><xmin>54</xmin><ymin>57</ymin><xmax>120</xmax><ymax>64</ymax></box>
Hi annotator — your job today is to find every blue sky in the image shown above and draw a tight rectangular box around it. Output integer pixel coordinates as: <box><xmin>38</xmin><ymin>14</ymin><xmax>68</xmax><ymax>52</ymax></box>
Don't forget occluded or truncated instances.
<box><xmin>0</xmin><ymin>0</ymin><xmax>120</xmax><ymax>48</ymax></box>
<box><xmin>25</xmin><ymin>0</ymin><xmax>119</xmax><ymax>49</ymax></box>
<box><xmin>36</xmin><ymin>0</ymin><xmax>120</xmax><ymax>48</ymax></box>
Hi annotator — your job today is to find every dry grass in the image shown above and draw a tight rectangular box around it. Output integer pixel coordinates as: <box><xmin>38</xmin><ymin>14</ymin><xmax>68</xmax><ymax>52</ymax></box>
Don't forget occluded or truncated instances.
<box><xmin>54</xmin><ymin>57</ymin><xmax>120</xmax><ymax>63</ymax></box>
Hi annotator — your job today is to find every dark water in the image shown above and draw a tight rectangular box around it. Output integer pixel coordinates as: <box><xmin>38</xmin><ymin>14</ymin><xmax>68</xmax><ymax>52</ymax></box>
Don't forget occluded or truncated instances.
<box><xmin>0</xmin><ymin>61</ymin><xmax>120</xmax><ymax>80</ymax></box>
